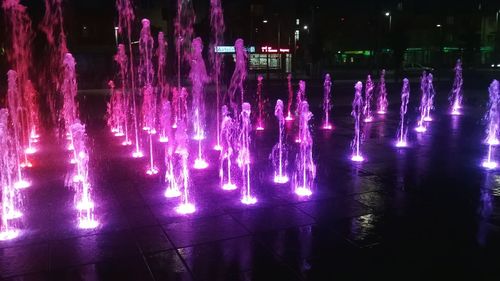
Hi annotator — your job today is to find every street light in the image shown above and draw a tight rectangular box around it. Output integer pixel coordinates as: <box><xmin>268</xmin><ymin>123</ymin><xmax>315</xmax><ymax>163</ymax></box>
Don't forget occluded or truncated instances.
<box><xmin>303</xmin><ymin>25</ymin><xmax>308</xmax><ymax>30</ymax></box>
<box><xmin>385</xmin><ymin>11</ymin><xmax>392</xmax><ymax>31</ymax></box>
<box><xmin>436</xmin><ymin>24</ymin><xmax>441</xmax><ymax>28</ymax></box>
<box><xmin>262</xmin><ymin>19</ymin><xmax>268</xmax><ymax>23</ymax></box>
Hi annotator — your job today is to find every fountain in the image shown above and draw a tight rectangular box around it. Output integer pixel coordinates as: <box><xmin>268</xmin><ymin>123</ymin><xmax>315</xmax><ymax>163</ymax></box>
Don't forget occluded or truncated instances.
<box><xmin>271</xmin><ymin>100</ymin><xmax>289</xmax><ymax>184</ymax></box>
<box><xmin>450</xmin><ymin>59</ymin><xmax>463</xmax><ymax>115</ymax></box>
<box><xmin>7</xmin><ymin>70</ymin><xmax>31</xmax><ymax>188</ymax></box>
<box><xmin>40</xmin><ymin>0</ymin><xmax>68</xmax><ymax>132</ymax></box>
<box><xmin>139</xmin><ymin>19</ymin><xmax>157</xmax><ymax>173</ymax></box>
<box><xmin>238</xmin><ymin>103</ymin><xmax>256</xmax><ymax>204</ymax></box>
<box><xmin>70</xmin><ymin>121</ymin><xmax>98</xmax><ymax>229</ymax></box>
<box><xmin>220</xmin><ymin>105</ymin><xmax>237</xmax><ymax>190</ymax></box>
<box><xmin>116</xmin><ymin>0</ymin><xmax>141</xmax><ymax>158</ymax></box>
<box><xmin>415</xmin><ymin>71</ymin><xmax>429</xmax><ymax>133</ymax></box>
<box><xmin>106</xmin><ymin>80</ymin><xmax>125</xmax><ymax>137</ymax></box>
<box><xmin>482</xmin><ymin>80</ymin><xmax>499</xmax><ymax>169</ymax></box>
<box><xmin>256</xmin><ymin>75</ymin><xmax>266</xmax><ymax>131</ymax></box>
<box><xmin>424</xmin><ymin>73</ymin><xmax>436</xmax><ymax>121</ymax></box>
<box><xmin>209</xmin><ymin>0</ymin><xmax>225</xmax><ymax>151</ymax></box>
<box><xmin>351</xmin><ymin>82</ymin><xmax>364</xmax><ymax>162</ymax></box>
<box><xmin>396</xmin><ymin>78</ymin><xmax>410</xmax><ymax>148</ymax></box>
<box><xmin>164</xmin><ymin>144</ymin><xmax>181</xmax><ymax>198</ymax></box>
<box><xmin>322</xmin><ymin>73</ymin><xmax>333</xmax><ymax>129</ymax></box>
<box><xmin>377</xmin><ymin>69</ymin><xmax>388</xmax><ymax>114</ymax></box>
<box><xmin>174</xmin><ymin>121</ymin><xmax>195</xmax><ymax>214</ymax></box>
<box><xmin>3</xmin><ymin>0</ymin><xmax>40</xmax><ymax>155</ymax></box>
<box><xmin>285</xmin><ymin>73</ymin><xmax>294</xmax><ymax>121</ymax></box>
<box><xmin>294</xmin><ymin>101</ymin><xmax>315</xmax><ymax>196</ymax></box>
<box><xmin>190</xmin><ymin>37</ymin><xmax>210</xmax><ymax>169</ymax></box>
<box><xmin>158</xmin><ymin>99</ymin><xmax>172</xmax><ymax>143</ymax></box>
<box><xmin>113</xmin><ymin>44</ymin><xmax>131</xmax><ymax>145</ymax></box>
<box><xmin>363</xmin><ymin>75</ymin><xmax>374</xmax><ymax>122</ymax></box>
<box><xmin>0</xmin><ymin>109</ymin><xmax>22</xmax><ymax>240</ymax></box>
<box><xmin>227</xmin><ymin>39</ymin><xmax>248</xmax><ymax>116</ymax></box>
<box><xmin>294</xmin><ymin>80</ymin><xmax>306</xmax><ymax>143</ymax></box>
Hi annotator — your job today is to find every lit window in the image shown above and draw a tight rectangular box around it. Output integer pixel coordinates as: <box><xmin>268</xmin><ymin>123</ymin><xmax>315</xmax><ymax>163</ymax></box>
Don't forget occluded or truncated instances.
<box><xmin>296</xmin><ymin>19</ymin><xmax>300</xmax><ymax>25</ymax></box>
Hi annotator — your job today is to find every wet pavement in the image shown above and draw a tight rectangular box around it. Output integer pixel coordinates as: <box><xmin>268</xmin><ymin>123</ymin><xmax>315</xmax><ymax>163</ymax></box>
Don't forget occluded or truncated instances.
<box><xmin>2</xmin><ymin>80</ymin><xmax>500</xmax><ymax>280</ymax></box>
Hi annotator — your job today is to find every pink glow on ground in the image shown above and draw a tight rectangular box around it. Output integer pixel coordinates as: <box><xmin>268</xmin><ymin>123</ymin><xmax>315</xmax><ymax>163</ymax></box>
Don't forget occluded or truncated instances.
<box><xmin>482</xmin><ymin>160</ymin><xmax>498</xmax><ymax>169</ymax></box>
<box><xmin>25</xmin><ymin>147</ymin><xmax>37</xmax><ymax>154</ymax></box>
<box><xmin>213</xmin><ymin>144</ymin><xmax>222</xmax><ymax>151</ymax></box>
<box><xmin>132</xmin><ymin>151</ymin><xmax>144</xmax><ymax>158</ymax></box>
<box><xmin>122</xmin><ymin>140</ymin><xmax>132</xmax><ymax>146</ymax></box>
<box><xmin>78</xmin><ymin>218</ymin><xmax>99</xmax><ymax>229</ymax></box>
<box><xmin>395</xmin><ymin>141</ymin><xmax>408</xmax><ymax>148</ymax></box>
<box><xmin>159</xmin><ymin>136</ymin><xmax>169</xmax><ymax>143</ymax></box>
<box><xmin>377</xmin><ymin>110</ymin><xmax>386</xmax><ymax>114</ymax></box>
<box><xmin>415</xmin><ymin>126</ymin><xmax>427</xmax><ymax>133</ymax></box>
<box><xmin>146</xmin><ymin>167</ymin><xmax>159</xmax><ymax>175</ymax></box>
<box><xmin>256</xmin><ymin>126</ymin><xmax>264</xmax><ymax>131</ymax></box>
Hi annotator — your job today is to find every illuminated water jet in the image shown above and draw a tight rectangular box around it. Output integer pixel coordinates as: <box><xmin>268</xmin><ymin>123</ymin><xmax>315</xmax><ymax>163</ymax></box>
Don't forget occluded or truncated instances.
<box><xmin>271</xmin><ymin>100</ymin><xmax>289</xmax><ymax>184</ymax></box>
<box><xmin>210</xmin><ymin>0</ymin><xmax>225</xmax><ymax>151</ymax></box>
<box><xmin>293</xmin><ymin>101</ymin><xmax>315</xmax><ymax>196</ymax></box>
<box><xmin>450</xmin><ymin>59</ymin><xmax>463</xmax><ymax>115</ymax></box>
<box><xmin>256</xmin><ymin>75</ymin><xmax>266</xmax><ymax>131</ymax></box>
<box><xmin>285</xmin><ymin>74</ymin><xmax>294</xmax><ymax>121</ymax></box>
<box><xmin>363</xmin><ymin>75</ymin><xmax>374</xmax><ymax>123</ymax></box>
<box><xmin>415</xmin><ymin>71</ymin><xmax>430</xmax><ymax>132</ymax></box>
<box><xmin>351</xmin><ymin>82</ymin><xmax>364</xmax><ymax>162</ymax></box>
<box><xmin>322</xmin><ymin>73</ymin><xmax>333</xmax><ymax>129</ymax></box>
<box><xmin>220</xmin><ymin>106</ymin><xmax>237</xmax><ymax>190</ymax></box>
<box><xmin>377</xmin><ymin>70</ymin><xmax>388</xmax><ymax>114</ymax></box>
<box><xmin>238</xmin><ymin>103</ymin><xmax>256</xmax><ymax>204</ymax></box>
<box><xmin>483</xmin><ymin>80</ymin><xmax>500</xmax><ymax>169</ymax></box>
<box><xmin>396</xmin><ymin>78</ymin><xmax>410</xmax><ymax>148</ymax></box>
<box><xmin>174</xmin><ymin>122</ymin><xmax>195</xmax><ymax>214</ymax></box>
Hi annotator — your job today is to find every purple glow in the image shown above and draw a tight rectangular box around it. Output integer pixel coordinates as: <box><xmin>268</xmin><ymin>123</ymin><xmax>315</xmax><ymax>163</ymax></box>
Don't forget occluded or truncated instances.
<box><xmin>483</xmin><ymin>80</ymin><xmax>500</xmax><ymax>170</ymax></box>
<box><xmin>271</xmin><ymin>99</ymin><xmax>289</xmax><ymax>184</ymax></box>
<box><xmin>293</xmin><ymin>100</ymin><xmax>315</xmax><ymax>196</ymax></box>
<box><xmin>220</xmin><ymin>105</ymin><xmax>236</xmax><ymax>190</ymax></box>
<box><xmin>176</xmin><ymin>203</ymin><xmax>196</xmax><ymax>214</ymax></box>
<box><xmin>238</xmin><ymin>103</ymin><xmax>255</xmax><ymax>204</ymax></box>
<box><xmin>241</xmin><ymin>195</ymin><xmax>257</xmax><ymax>205</ymax></box>
<box><xmin>256</xmin><ymin>75</ymin><xmax>266</xmax><ymax>131</ymax></box>
<box><xmin>286</xmin><ymin>73</ymin><xmax>294</xmax><ymax>121</ymax></box>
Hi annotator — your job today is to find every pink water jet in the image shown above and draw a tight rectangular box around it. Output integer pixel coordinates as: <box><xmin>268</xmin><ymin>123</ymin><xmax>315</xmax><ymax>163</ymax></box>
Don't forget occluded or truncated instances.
<box><xmin>0</xmin><ymin>109</ymin><xmax>23</xmax><ymax>240</ymax></box>
<box><xmin>113</xmin><ymin>44</ymin><xmax>131</xmax><ymax>145</ymax></box>
<box><xmin>174</xmin><ymin>122</ymin><xmax>195</xmax><ymax>214</ymax></box>
<box><xmin>238</xmin><ymin>103</ymin><xmax>257</xmax><ymax>204</ymax></box>
<box><xmin>351</xmin><ymin>82</ymin><xmax>364</xmax><ymax>162</ymax></box>
<box><xmin>294</xmin><ymin>80</ymin><xmax>306</xmax><ymax>142</ymax></box>
<box><xmin>322</xmin><ymin>74</ymin><xmax>333</xmax><ymax>130</ymax></box>
<box><xmin>285</xmin><ymin>74</ymin><xmax>294</xmax><ymax>121</ymax></box>
<box><xmin>220</xmin><ymin>106</ymin><xmax>237</xmax><ymax>190</ymax></box>
<box><xmin>190</xmin><ymin>37</ymin><xmax>210</xmax><ymax>169</ymax></box>
<box><xmin>363</xmin><ymin>75</ymin><xmax>374</xmax><ymax>123</ymax></box>
<box><xmin>70</xmin><ymin>121</ymin><xmax>98</xmax><ymax>229</ymax></box>
<box><xmin>6</xmin><ymin>70</ymin><xmax>31</xmax><ymax>189</ymax></box>
<box><xmin>376</xmin><ymin>70</ymin><xmax>389</xmax><ymax>114</ymax></box>
<box><xmin>450</xmin><ymin>59</ymin><xmax>463</xmax><ymax>115</ymax></box>
<box><xmin>256</xmin><ymin>75</ymin><xmax>266</xmax><ymax>131</ymax></box>
<box><xmin>164</xmin><ymin>145</ymin><xmax>181</xmax><ymax>198</ymax></box>
<box><xmin>396</xmin><ymin>78</ymin><xmax>410</xmax><ymax>148</ymax></box>
<box><xmin>209</xmin><ymin>0</ymin><xmax>225</xmax><ymax>151</ymax></box>
<box><xmin>106</xmin><ymin>80</ymin><xmax>126</xmax><ymax>137</ymax></box>
<box><xmin>158</xmin><ymin>99</ymin><xmax>172</xmax><ymax>143</ymax></box>
<box><xmin>294</xmin><ymin>101</ymin><xmax>315</xmax><ymax>196</ymax></box>
<box><xmin>271</xmin><ymin>100</ymin><xmax>289</xmax><ymax>184</ymax></box>
<box><xmin>424</xmin><ymin>73</ymin><xmax>436</xmax><ymax>121</ymax></box>
<box><xmin>228</xmin><ymin>39</ymin><xmax>248</xmax><ymax>116</ymax></box>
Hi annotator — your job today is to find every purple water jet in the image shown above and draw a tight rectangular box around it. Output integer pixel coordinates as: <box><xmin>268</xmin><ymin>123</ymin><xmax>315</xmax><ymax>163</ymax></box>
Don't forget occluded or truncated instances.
<box><xmin>220</xmin><ymin>105</ymin><xmax>237</xmax><ymax>190</ymax></box>
<box><xmin>256</xmin><ymin>75</ymin><xmax>266</xmax><ymax>131</ymax></box>
<box><xmin>450</xmin><ymin>59</ymin><xmax>463</xmax><ymax>115</ymax></box>
<box><xmin>209</xmin><ymin>0</ymin><xmax>225</xmax><ymax>151</ymax></box>
<box><xmin>271</xmin><ymin>100</ymin><xmax>289</xmax><ymax>184</ymax></box>
<box><xmin>190</xmin><ymin>37</ymin><xmax>210</xmax><ymax>169</ymax></box>
<box><xmin>322</xmin><ymin>73</ymin><xmax>333</xmax><ymax>129</ymax></box>
<box><xmin>113</xmin><ymin>44</ymin><xmax>131</xmax><ymax>145</ymax></box>
<box><xmin>483</xmin><ymin>80</ymin><xmax>499</xmax><ymax>169</ymax></box>
<box><xmin>363</xmin><ymin>75</ymin><xmax>374</xmax><ymax>123</ymax></box>
<box><xmin>415</xmin><ymin>71</ymin><xmax>429</xmax><ymax>133</ymax></box>
<box><xmin>351</xmin><ymin>81</ymin><xmax>364</xmax><ymax>162</ymax></box>
<box><xmin>285</xmin><ymin>73</ymin><xmax>294</xmax><ymax>121</ymax></box>
<box><xmin>294</xmin><ymin>101</ymin><xmax>315</xmax><ymax>196</ymax></box>
<box><xmin>238</xmin><ymin>103</ymin><xmax>256</xmax><ymax>204</ymax></box>
<box><xmin>228</xmin><ymin>39</ymin><xmax>248</xmax><ymax>116</ymax></box>
<box><xmin>174</xmin><ymin>121</ymin><xmax>195</xmax><ymax>214</ymax></box>
<box><xmin>396</xmin><ymin>78</ymin><xmax>410</xmax><ymax>148</ymax></box>
<box><xmin>294</xmin><ymin>80</ymin><xmax>306</xmax><ymax>143</ymax></box>
<box><xmin>424</xmin><ymin>73</ymin><xmax>436</xmax><ymax>121</ymax></box>
<box><xmin>377</xmin><ymin>69</ymin><xmax>388</xmax><ymax>114</ymax></box>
